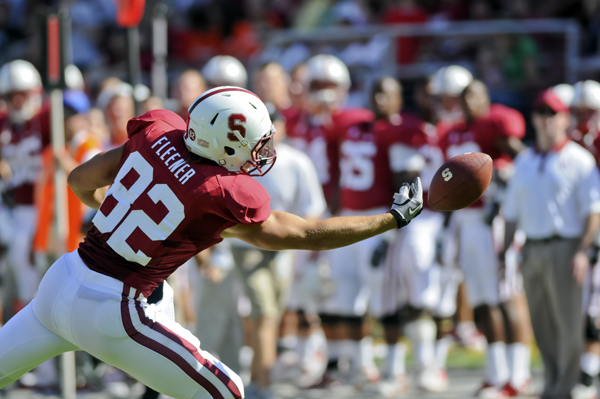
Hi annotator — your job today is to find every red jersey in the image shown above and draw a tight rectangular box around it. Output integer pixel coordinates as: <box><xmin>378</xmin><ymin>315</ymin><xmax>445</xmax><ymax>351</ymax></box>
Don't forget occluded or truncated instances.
<box><xmin>440</xmin><ymin>104</ymin><xmax>524</xmax><ymax>160</ymax></box>
<box><xmin>286</xmin><ymin>107</ymin><xmax>373</xmax><ymax>206</ymax></box>
<box><xmin>0</xmin><ymin>105</ymin><xmax>51</xmax><ymax>205</ymax></box>
<box><xmin>439</xmin><ymin>104</ymin><xmax>524</xmax><ymax>207</ymax></box>
<box><xmin>383</xmin><ymin>113</ymin><xmax>443</xmax><ymax>209</ymax></box>
<box><xmin>78</xmin><ymin>110</ymin><xmax>271</xmax><ymax>297</ymax></box>
<box><xmin>338</xmin><ymin>117</ymin><xmax>394</xmax><ymax>211</ymax></box>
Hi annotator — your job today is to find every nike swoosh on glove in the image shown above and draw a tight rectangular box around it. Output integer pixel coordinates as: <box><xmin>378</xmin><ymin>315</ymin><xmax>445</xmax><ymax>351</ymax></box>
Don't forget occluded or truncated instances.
<box><xmin>388</xmin><ymin>177</ymin><xmax>424</xmax><ymax>228</ymax></box>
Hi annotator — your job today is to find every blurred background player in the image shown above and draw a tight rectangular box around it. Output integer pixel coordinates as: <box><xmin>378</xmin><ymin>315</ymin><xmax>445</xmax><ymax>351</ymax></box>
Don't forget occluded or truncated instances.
<box><xmin>0</xmin><ymin>60</ymin><xmax>48</xmax><ymax>315</ymax></box>
<box><xmin>173</xmin><ymin>69</ymin><xmax>206</xmax><ymax>119</ymax></box>
<box><xmin>429</xmin><ymin>66</ymin><xmax>481</xmax><ymax>359</ymax></box>
<box><xmin>439</xmin><ymin>80</ymin><xmax>530</xmax><ymax>398</ymax></box>
<box><xmin>569</xmin><ymin>79</ymin><xmax>600</xmax><ymax>399</ymax></box>
<box><xmin>373</xmin><ymin>76</ymin><xmax>447</xmax><ymax>393</ymax></box>
<box><xmin>316</xmin><ymin>80</ymin><xmax>390</xmax><ymax>387</ymax></box>
<box><xmin>285</xmin><ymin>54</ymin><xmax>375</xmax><ymax>386</ymax></box>
<box><xmin>251</xmin><ymin>61</ymin><xmax>329</xmax><ymax>389</ymax></box>
<box><xmin>285</xmin><ymin>54</ymin><xmax>371</xmax><ymax>212</ymax></box>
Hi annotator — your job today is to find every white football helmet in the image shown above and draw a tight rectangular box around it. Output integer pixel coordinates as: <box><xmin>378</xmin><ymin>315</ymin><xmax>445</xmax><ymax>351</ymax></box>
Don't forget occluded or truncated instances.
<box><xmin>552</xmin><ymin>84</ymin><xmax>575</xmax><ymax>108</ymax></box>
<box><xmin>572</xmin><ymin>80</ymin><xmax>600</xmax><ymax>110</ymax></box>
<box><xmin>0</xmin><ymin>60</ymin><xmax>43</xmax><ymax>123</ymax></box>
<box><xmin>186</xmin><ymin>86</ymin><xmax>276</xmax><ymax>176</ymax></box>
<box><xmin>430</xmin><ymin>65</ymin><xmax>473</xmax><ymax>96</ymax></box>
<box><xmin>306</xmin><ymin>54</ymin><xmax>350</xmax><ymax>107</ymax></box>
<box><xmin>201</xmin><ymin>56</ymin><xmax>248</xmax><ymax>88</ymax></box>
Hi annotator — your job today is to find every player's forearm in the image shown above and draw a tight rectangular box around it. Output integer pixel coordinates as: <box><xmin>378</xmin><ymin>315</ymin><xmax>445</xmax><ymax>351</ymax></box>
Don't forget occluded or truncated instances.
<box><xmin>301</xmin><ymin>214</ymin><xmax>397</xmax><ymax>250</ymax></box>
<box><xmin>67</xmin><ymin>145</ymin><xmax>124</xmax><ymax>210</ymax></box>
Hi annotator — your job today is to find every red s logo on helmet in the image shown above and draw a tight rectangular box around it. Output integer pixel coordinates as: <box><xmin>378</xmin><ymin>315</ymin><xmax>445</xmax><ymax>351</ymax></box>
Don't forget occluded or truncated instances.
<box><xmin>227</xmin><ymin>114</ymin><xmax>246</xmax><ymax>142</ymax></box>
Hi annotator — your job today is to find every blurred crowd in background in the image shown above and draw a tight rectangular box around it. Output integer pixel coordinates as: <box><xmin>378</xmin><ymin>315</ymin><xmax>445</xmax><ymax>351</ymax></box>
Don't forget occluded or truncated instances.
<box><xmin>3</xmin><ymin>1</ymin><xmax>600</xmax><ymax>399</ymax></box>
<box><xmin>2</xmin><ymin>0</ymin><xmax>600</xmax><ymax>115</ymax></box>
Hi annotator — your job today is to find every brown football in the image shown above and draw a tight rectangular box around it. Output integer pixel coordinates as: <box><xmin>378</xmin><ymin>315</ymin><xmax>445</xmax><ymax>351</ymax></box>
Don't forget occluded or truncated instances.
<box><xmin>428</xmin><ymin>152</ymin><xmax>493</xmax><ymax>211</ymax></box>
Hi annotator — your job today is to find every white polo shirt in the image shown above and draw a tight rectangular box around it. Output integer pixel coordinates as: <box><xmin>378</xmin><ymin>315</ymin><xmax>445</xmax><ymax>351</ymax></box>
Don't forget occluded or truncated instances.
<box><xmin>502</xmin><ymin>141</ymin><xmax>600</xmax><ymax>239</ymax></box>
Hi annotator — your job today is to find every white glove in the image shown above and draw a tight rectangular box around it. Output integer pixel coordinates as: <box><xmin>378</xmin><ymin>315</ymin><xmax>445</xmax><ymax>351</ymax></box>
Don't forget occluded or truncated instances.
<box><xmin>388</xmin><ymin>177</ymin><xmax>423</xmax><ymax>228</ymax></box>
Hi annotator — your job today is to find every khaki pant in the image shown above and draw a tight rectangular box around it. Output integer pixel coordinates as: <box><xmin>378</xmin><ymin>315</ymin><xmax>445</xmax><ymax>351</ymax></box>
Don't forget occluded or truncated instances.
<box><xmin>232</xmin><ymin>247</ymin><xmax>288</xmax><ymax>320</ymax></box>
<box><xmin>521</xmin><ymin>238</ymin><xmax>583</xmax><ymax>399</ymax></box>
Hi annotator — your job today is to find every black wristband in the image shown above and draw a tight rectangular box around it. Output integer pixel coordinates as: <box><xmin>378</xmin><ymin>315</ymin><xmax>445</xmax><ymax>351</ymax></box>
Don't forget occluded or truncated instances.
<box><xmin>388</xmin><ymin>210</ymin><xmax>408</xmax><ymax>229</ymax></box>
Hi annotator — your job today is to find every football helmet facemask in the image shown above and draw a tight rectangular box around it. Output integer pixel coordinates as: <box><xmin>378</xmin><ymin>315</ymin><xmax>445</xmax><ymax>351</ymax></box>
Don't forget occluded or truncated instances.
<box><xmin>186</xmin><ymin>86</ymin><xmax>276</xmax><ymax>176</ymax></box>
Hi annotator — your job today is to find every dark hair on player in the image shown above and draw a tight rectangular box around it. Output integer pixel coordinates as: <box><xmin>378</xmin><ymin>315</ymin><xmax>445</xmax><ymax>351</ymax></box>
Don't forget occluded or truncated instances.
<box><xmin>370</xmin><ymin>77</ymin><xmax>402</xmax><ymax>102</ymax></box>
<box><xmin>370</xmin><ymin>76</ymin><xmax>402</xmax><ymax>116</ymax></box>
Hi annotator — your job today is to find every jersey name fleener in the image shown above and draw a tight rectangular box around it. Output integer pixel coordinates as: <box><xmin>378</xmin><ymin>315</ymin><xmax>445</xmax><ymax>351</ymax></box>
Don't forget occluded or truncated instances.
<box><xmin>151</xmin><ymin>136</ymin><xmax>196</xmax><ymax>184</ymax></box>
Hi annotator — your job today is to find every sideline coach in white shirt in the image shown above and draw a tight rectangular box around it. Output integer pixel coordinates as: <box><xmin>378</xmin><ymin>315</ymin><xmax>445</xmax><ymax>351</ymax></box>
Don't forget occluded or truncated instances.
<box><xmin>502</xmin><ymin>89</ymin><xmax>600</xmax><ymax>399</ymax></box>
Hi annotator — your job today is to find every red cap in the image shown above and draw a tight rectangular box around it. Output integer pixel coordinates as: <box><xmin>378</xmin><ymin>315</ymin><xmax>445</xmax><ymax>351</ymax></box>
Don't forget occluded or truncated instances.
<box><xmin>533</xmin><ymin>89</ymin><xmax>569</xmax><ymax>113</ymax></box>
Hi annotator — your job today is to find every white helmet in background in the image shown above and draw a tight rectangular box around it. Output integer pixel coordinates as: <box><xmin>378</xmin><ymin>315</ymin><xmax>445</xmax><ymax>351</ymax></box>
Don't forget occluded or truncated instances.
<box><xmin>572</xmin><ymin>80</ymin><xmax>600</xmax><ymax>110</ymax></box>
<box><xmin>430</xmin><ymin>65</ymin><xmax>473</xmax><ymax>96</ymax></box>
<box><xmin>306</xmin><ymin>54</ymin><xmax>350</xmax><ymax>107</ymax></box>
<box><xmin>0</xmin><ymin>60</ymin><xmax>43</xmax><ymax>123</ymax></box>
<box><xmin>186</xmin><ymin>86</ymin><xmax>276</xmax><ymax>176</ymax></box>
<box><xmin>202</xmin><ymin>56</ymin><xmax>248</xmax><ymax>88</ymax></box>
<box><xmin>65</xmin><ymin>64</ymin><xmax>85</xmax><ymax>91</ymax></box>
<box><xmin>552</xmin><ymin>84</ymin><xmax>575</xmax><ymax>108</ymax></box>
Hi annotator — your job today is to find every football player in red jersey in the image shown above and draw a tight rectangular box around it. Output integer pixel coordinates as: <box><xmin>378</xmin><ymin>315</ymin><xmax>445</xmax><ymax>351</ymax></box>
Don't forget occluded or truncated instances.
<box><xmin>285</xmin><ymin>54</ymin><xmax>372</xmax><ymax>212</ymax></box>
<box><xmin>569</xmin><ymin>80</ymin><xmax>600</xmax><ymax>399</ymax></box>
<box><xmin>0</xmin><ymin>87</ymin><xmax>423</xmax><ymax>398</ymax></box>
<box><xmin>0</xmin><ymin>60</ymin><xmax>49</xmax><ymax>312</ymax></box>
<box><xmin>439</xmin><ymin>80</ymin><xmax>529</xmax><ymax>398</ymax></box>
<box><xmin>284</xmin><ymin>55</ymin><xmax>375</xmax><ymax>386</ymax></box>
<box><xmin>370</xmin><ymin>77</ymin><xmax>448</xmax><ymax>393</ymax></box>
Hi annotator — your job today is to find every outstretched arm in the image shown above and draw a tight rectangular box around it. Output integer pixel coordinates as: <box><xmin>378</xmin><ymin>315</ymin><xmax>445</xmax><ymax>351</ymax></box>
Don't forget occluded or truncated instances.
<box><xmin>222</xmin><ymin>177</ymin><xmax>423</xmax><ymax>251</ymax></box>
<box><xmin>221</xmin><ymin>210</ymin><xmax>397</xmax><ymax>251</ymax></box>
<box><xmin>67</xmin><ymin>144</ymin><xmax>125</xmax><ymax>210</ymax></box>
